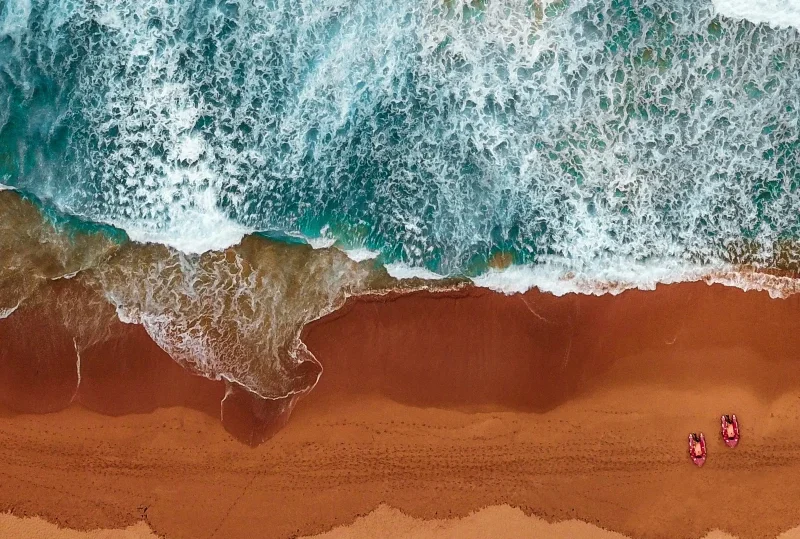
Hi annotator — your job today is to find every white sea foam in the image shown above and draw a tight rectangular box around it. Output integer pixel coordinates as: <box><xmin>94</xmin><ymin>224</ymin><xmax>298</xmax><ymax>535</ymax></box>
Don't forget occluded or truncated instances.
<box><xmin>340</xmin><ymin>247</ymin><xmax>381</xmax><ymax>262</ymax></box>
<box><xmin>8</xmin><ymin>0</ymin><xmax>800</xmax><ymax>279</ymax></box>
<box><xmin>706</xmin><ymin>271</ymin><xmax>800</xmax><ymax>299</ymax></box>
<box><xmin>272</xmin><ymin>230</ymin><xmax>340</xmax><ymax>251</ymax></box>
<box><xmin>0</xmin><ymin>303</ymin><xmax>19</xmax><ymax>319</ymax></box>
<box><xmin>305</xmin><ymin>237</ymin><xmax>337</xmax><ymax>249</ymax></box>
<box><xmin>115</xmin><ymin>189</ymin><xmax>251</xmax><ymax>254</ymax></box>
<box><xmin>0</xmin><ymin>0</ymin><xmax>31</xmax><ymax>41</ymax></box>
<box><xmin>121</xmin><ymin>220</ymin><xmax>249</xmax><ymax>254</ymax></box>
<box><xmin>472</xmin><ymin>258</ymin><xmax>800</xmax><ymax>299</ymax></box>
<box><xmin>385</xmin><ymin>262</ymin><xmax>446</xmax><ymax>281</ymax></box>
<box><xmin>305</xmin><ymin>226</ymin><xmax>337</xmax><ymax>249</ymax></box>
<box><xmin>472</xmin><ymin>258</ymin><xmax>722</xmax><ymax>297</ymax></box>
<box><xmin>285</xmin><ymin>227</ymin><xmax>338</xmax><ymax>250</ymax></box>
<box><xmin>712</xmin><ymin>0</ymin><xmax>800</xmax><ymax>30</ymax></box>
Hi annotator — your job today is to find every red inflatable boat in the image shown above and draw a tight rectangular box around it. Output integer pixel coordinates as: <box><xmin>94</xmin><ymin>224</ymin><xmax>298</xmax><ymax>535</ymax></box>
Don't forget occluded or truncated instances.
<box><xmin>688</xmin><ymin>433</ymin><xmax>707</xmax><ymax>467</ymax></box>
<box><xmin>721</xmin><ymin>414</ymin><xmax>740</xmax><ymax>448</ymax></box>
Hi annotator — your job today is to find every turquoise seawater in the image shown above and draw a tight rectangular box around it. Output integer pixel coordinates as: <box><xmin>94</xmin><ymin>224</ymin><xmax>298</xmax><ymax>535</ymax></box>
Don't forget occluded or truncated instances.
<box><xmin>1</xmin><ymin>0</ymin><xmax>799</xmax><ymax>276</ymax></box>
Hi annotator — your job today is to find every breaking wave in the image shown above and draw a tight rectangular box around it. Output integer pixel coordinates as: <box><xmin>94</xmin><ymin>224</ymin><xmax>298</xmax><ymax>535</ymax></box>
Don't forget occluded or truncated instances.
<box><xmin>712</xmin><ymin>0</ymin><xmax>800</xmax><ymax>30</ymax></box>
<box><xmin>0</xmin><ymin>0</ymin><xmax>798</xmax><ymax>277</ymax></box>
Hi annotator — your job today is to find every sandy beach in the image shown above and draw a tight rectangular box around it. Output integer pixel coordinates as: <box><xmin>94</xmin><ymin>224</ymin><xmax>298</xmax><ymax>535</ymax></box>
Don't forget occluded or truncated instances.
<box><xmin>3</xmin><ymin>282</ymin><xmax>800</xmax><ymax>538</ymax></box>
<box><xmin>3</xmin><ymin>0</ymin><xmax>798</xmax><ymax>537</ymax></box>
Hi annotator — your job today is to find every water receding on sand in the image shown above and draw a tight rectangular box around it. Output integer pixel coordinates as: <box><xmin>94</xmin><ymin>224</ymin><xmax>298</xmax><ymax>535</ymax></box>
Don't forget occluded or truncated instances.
<box><xmin>0</xmin><ymin>192</ymin><xmax>360</xmax><ymax>421</ymax></box>
<box><xmin>2</xmin><ymin>187</ymin><xmax>800</xmax><ymax>424</ymax></box>
<box><xmin>0</xmin><ymin>190</ymin><xmax>464</xmax><ymax>437</ymax></box>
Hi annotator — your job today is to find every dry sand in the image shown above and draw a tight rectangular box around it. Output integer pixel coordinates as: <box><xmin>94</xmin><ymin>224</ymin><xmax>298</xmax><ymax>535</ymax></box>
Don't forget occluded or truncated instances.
<box><xmin>3</xmin><ymin>282</ymin><xmax>800</xmax><ymax>538</ymax></box>
<box><xmin>10</xmin><ymin>506</ymin><xmax>800</xmax><ymax>539</ymax></box>
<box><xmin>305</xmin><ymin>505</ymin><xmax>800</xmax><ymax>539</ymax></box>
<box><xmin>0</xmin><ymin>514</ymin><xmax>157</xmax><ymax>538</ymax></box>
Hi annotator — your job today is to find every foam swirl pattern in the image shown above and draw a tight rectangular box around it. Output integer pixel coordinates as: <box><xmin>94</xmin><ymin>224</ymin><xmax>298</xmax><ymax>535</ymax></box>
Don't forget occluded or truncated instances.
<box><xmin>0</xmin><ymin>0</ymin><xmax>798</xmax><ymax>276</ymax></box>
<box><xmin>0</xmin><ymin>191</ymin><xmax>384</xmax><ymax>399</ymax></box>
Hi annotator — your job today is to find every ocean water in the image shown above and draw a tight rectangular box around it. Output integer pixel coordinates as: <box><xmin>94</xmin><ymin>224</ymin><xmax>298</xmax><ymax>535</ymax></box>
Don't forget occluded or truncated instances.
<box><xmin>1</xmin><ymin>0</ymin><xmax>800</xmax><ymax>399</ymax></box>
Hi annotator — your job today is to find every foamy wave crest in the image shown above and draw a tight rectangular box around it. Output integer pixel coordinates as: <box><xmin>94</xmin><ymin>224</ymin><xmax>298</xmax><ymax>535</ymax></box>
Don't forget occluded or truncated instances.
<box><xmin>473</xmin><ymin>257</ymin><xmax>800</xmax><ymax>299</ymax></box>
<box><xmin>116</xmin><ymin>192</ymin><xmax>252</xmax><ymax>254</ymax></box>
<box><xmin>713</xmin><ymin>0</ymin><xmax>800</xmax><ymax>30</ymax></box>
<box><xmin>305</xmin><ymin>237</ymin><xmax>337</xmax><ymax>249</ymax></box>
<box><xmin>304</xmin><ymin>226</ymin><xmax>337</xmax><ymax>250</ymax></box>
<box><xmin>2</xmin><ymin>0</ymin><xmax>799</xmax><ymax>277</ymax></box>
<box><xmin>385</xmin><ymin>262</ymin><xmax>446</xmax><ymax>281</ymax></box>
<box><xmin>340</xmin><ymin>247</ymin><xmax>381</xmax><ymax>263</ymax></box>
<box><xmin>472</xmin><ymin>258</ymin><xmax>719</xmax><ymax>296</ymax></box>
<box><xmin>0</xmin><ymin>303</ymin><xmax>20</xmax><ymax>320</ymax></box>
<box><xmin>706</xmin><ymin>271</ymin><xmax>800</xmax><ymax>299</ymax></box>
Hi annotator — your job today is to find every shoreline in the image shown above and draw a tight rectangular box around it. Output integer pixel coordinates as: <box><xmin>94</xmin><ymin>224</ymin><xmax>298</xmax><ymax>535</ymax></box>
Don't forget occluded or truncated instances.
<box><xmin>2</xmin><ymin>281</ymin><xmax>800</xmax><ymax>538</ymax></box>
<box><xmin>7</xmin><ymin>506</ymin><xmax>800</xmax><ymax>539</ymax></box>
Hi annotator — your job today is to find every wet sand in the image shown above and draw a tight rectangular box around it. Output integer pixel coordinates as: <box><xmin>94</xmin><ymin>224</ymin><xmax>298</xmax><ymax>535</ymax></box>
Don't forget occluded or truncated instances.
<box><xmin>2</xmin><ymin>282</ymin><xmax>800</xmax><ymax>538</ymax></box>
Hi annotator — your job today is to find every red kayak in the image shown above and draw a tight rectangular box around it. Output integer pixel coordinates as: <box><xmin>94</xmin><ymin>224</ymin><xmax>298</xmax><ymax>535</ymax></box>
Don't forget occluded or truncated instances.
<box><xmin>721</xmin><ymin>414</ymin><xmax>740</xmax><ymax>448</ymax></box>
<box><xmin>688</xmin><ymin>433</ymin><xmax>707</xmax><ymax>467</ymax></box>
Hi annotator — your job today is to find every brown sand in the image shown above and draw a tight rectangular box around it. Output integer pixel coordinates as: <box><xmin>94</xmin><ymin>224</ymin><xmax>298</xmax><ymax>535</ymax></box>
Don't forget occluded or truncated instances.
<box><xmin>3</xmin><ymin>282</ymin><xmax>800</xmax><ymax>538</ymax></box>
